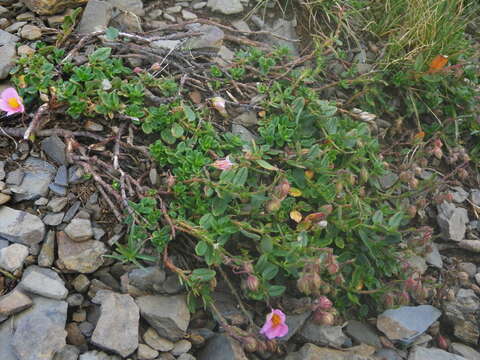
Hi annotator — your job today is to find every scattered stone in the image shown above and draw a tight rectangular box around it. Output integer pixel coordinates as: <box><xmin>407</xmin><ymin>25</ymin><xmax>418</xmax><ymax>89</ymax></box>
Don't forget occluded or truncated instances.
<box><xmin>49</xmin><ymin>183</ymin><xmax>68</xmax><ymax>196</ymax></box>
<box><xmin>378</xmin><ymin>172</ymin><xmax>398</xmax><ymax>189</ymax></box>
<box><xmin>449</xmin><ymin>343</ymin><xmax>480</xmax><ymax>360</ymax></box>
<box><xmin>166</xmin><ymin>5</ymin><xmax>181</xmax><ymax>13</ymax></box>
<box><xmin>17</xmin><ymin>44</ymin><xmax>35</xmax><ymax>56</ymax></box>
<box><xmin>267</xmin><ymin>19</ymin><xmax>299</xmax><ymax>56</ymax></box>
<box><xmin>437</xmin><ymin>202</ymin><xmax>469</xmax><ymax>241</ymax></box>
<box><xmin>43</xmin><ymin>212</ymin><xmax>65</xmax><ymax>226</ymax></box>
<box><xmin>64</xmin><ymin>200</ymin><xmax>81</xmax><ymax>222</ymax></box>
<box><xmin>64</xmin><ymin>218</ymin><xmax>93</xmax><ymax>241</ymax></box>
<box><xmin>35</xmin><ymin>197</ymin><xmax>49</xmax><ymax>206</ymax></box>
<box><xmin>19</xmin><ymin>265</ymin><xmax>68</xmax><ymax>300</ymax></box>
<box><xmin>232</xmin><ymin>124</ymin><xmax>257</xmax><ymax>146</ymax></box>
<box><xmin>234</xmin><ymin>111</ymin><xmax>258</xmax><ymax>127</ymax></box>
<box><xmin>11</xmin><ymin>296</ymin><xmax>68</xmax><ymax>360</ymax></box>
<box><xmin>0</xmin><ymin>193</ymin><xmax>10</xmax><ymax>205</ymax></box>
<box><xmin>425</xmin><ymin>242</ymin><xmax>443</xmax><ymax>269</ymax></box>
<box><xmin>0</xmin><ymin>44</ymin><xmax>16</xmax><ymax>80</ymax></box>
<box><xmin>451</xmin><ymin>186</ymin><xmax>469</xmax><ymax>203</ymax></box>
<box><xmin>13</xmin><ymin>157</ymin><xmax>57</xmax><ymax>202</ymax></box>
<box><xmin>48</xmin><ymin>197</ymin><xmax>68</xmax><ymax>212</ymax></box>
<box><xmin>232</xmin><ymin>20</ymin><xmax>250</xmax><ymax>32</ymax></box>
<box><xmin>72</xmin><ymin>309</ymin><xmax>86</xmax><ymax>322</ymax></box>
<box><xmin>128</xmin><ymin>266</ymin><xmax>166</xmax><ymax>293</ymax></box>
<box><xmin>77</xmin><ymin>0</ymin><xmax>113</xmax><ymax>33</ymax></box>
<box><xmin>55</xmin><ymin>165</ymin><xmax>68</xmax><ymax>187</ymax></box>
<box><xmin>136</xmin><ymin>295</ymin><xmax>190</xmax><ymax>341</ymax></box>
<box><xmin>298</xmin><ymin>321</ymin><xmax>350</xmax><ymax>348</ymax></box>
<box><xmin>470</xmin><ymin>189</ymin><xmax>480</xmax><ymax>206</ymax></box>
<box><xmin>0</xmin><ymin>243</ymin><xmax>29</xmax><ymax>272</ymax></box>
<box><xmin>0</xmin><ymin>161</ymin><xmax>4</xmax><ymax>180</ymax></box>
<box><xmin>6</xmin><ymin>169</ymin><xmax>24</xmax><ymax>185</ymax></box>
<box><xmin>408</xmin><ymin>346</ymin><xmax>467</xmax><ymax>360</ymax></box>
<box><xmin>66</xmin><ymin>322</ymin><xmax>86</xmax><ymax>346</ymax></box>
<box><xmin>143</xmin><ymin>327</ymin><xmax>174</xmax><ymax>352</ymax></box>
<box><xmin>152</xmin><ymin>39</ymin><xmax>181</xmax><ymax>50</ymax></box>
<box><xmin>404</xmin><ymin>254</ymin><xmax>428</xmax><ymax>275</ymax></box>
<box><xmin>458</xmin><ymin>262</ymin><xmax>477</xmax><ymax>277</ymax></box>
<box><xmin>279</xmin><ymin>311</ymin><xmax>311</xmax><ymax>342</ymax></box>
<box><xmin>137</xmin><ymin>343</ymin><xmax>159</xmax><ymax>360</ymax></box>
<box><xmin>163</xmin><ymin>13</ymin><xmax>176</xmax><ymax>22</ymax></box>
<box><xmin>182</xmin><ymin>9</ymin><xmax>197</xmax><ymax>20</ymax></box>
<box><xmin>53</xmin><ymin>345</ymin><xmax>80</xmax><ymax>360</ymax></box>
<box><xmin>111</xmin><ymin>11</ymin><xmax>142</xmax><ymax>32</ymax></box>
<box><xmin>197</xmin><ymin>334</ymin><xmax>248</xmax><ymax>360</ymax></box>
<box><xmin>207</xmin><ymin>0</ymin><xmax>243</xmax><ymax>15</ymax></box>
<box><xmin>172</xmin><ymin>339</ymin><xmax>192</xmax><ymax>356</ymax></box>
<box><xmin>79</xmin><ymin>350</ymin><xmax>121</xmax><ymax>360</ymax></box>
<box><xmin>178</xmin><ymin>354</ymin><xmax>196</xmax><ymax>360</ymax></box>
<box><xmin>57</xmin><ymin>231</ymin><xmax>108</xmax><ymax>273</ymax></box>
<box><xmin>20</xmin><ymin>24</ymin><xmax>41</xmax><ymax>40</ymax></box>
<box><xmin>91</xmin><ymin>290</ymin><xmax>139</xmax><ymax>357</ymax></box>
<box><xmin>374</xmin><ymin>348</ymin><xmax>403</xmax><ymax>360</ymax></box>
<box><xmin>459</xmin><ymin>240</ymin><xmax>480</xmax><ymax>253</ymax></box>
<box><xmin>377</xmin><ymin>305</ymin><xmax>442</xmax><ymax>344</ymax></box>
<box><xmin>21</xmin><ymin>0</ymin><xmax>88</xmax><ymax>15</ymax></box>
<box><xmin>0</xmin><ymin>29</ymin><xmax>19</xmax><ymax>46</ymax></box>
<box><xmin>68</xmin><ymin>166</ymin><xmax>85</xmax><ymax>184</ymax></box>
<box><xmin>0</xmin><ymin>290</ymin><xmax>32</xmax><ymax>317</ymax></box>
<box><xmin>192</xmin><ymin>2</ymin><xmax>207</xmax><ymax>9</ymax></box>
<box><xmin>212</xmin><ymin>289</ymin><xmax>250</xmax><ymax>326</ymax></box>
<box><xmin>346</xmin><ymin>320</ymin><xmax>382</xmax><ymax>348</ymax></box>
<box><xmin>4</xmin><ymin>22</ymin><xmax>27</xmax><ymax>33</ymax></box>
<box><xmin>183</xmin><ymin>24</ymin><xmax>224</xmax><ymax>50</ymax></box>
<box><xmin>72</xmin><ymin>274</ymin><xmax>90</xmax><ymax>292</ymax></box>
<box><xmin>0</xmin><ymin>206</ymin><xmax>45</xmax><ymax>245</ymax></box>
<box><xmin>285</xmin><ymin>343</ymin><xmax>377</xmax><ymax>360</ymax></box>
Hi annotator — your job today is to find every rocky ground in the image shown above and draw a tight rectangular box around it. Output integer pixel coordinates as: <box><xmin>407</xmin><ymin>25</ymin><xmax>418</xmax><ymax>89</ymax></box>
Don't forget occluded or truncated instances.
<box><xmin>0</xmin><ymin>0</ymin><xmax>480</xmax><ymax>360</ymax></box>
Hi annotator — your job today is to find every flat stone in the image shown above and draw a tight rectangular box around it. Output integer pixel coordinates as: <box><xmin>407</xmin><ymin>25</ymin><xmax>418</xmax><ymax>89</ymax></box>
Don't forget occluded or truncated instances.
<box><xmin>128</xmin><ymin>266</ymin><xmax>166</xmax><ymax>293</ymax></box>
<box><xmin>298</xmin><ymin>321</ymin><xmax>350</xmax><ymax>348</ymax></box>
<box><xmin>17</xmin><ymin>44</ymin><xmax>35</xmax><ymax>56</ymax></box>
<box><xmin>57</xmin><ymin>231</ymin><xmax>108</xmax><ymax>273</ymax></box>
<box><xmin>48</xmin><ymin>197</ymin><xmax>68</xmax><ymax>212</ymax></box>
<box><xmin>38</xmin><ymin>230</ymin><xmax>55</xmax><ymax>267</ymax></box>
<box><xmin>79</xmin><ymin>350</ymin><xmax>121</xmax><ymax>360</ymax></box>
<box><xmin>212</xmin><ymin>289</ymin><xmax>249</xmax><ymax>326</ymax></box>
<box><xmin>346</xmin><ymin>320</ymin><xmax>382</xmax><ymax>348</ymax></box>
<box><xmin>91</xmin><ymin>290</ymin><xmax>139</xmax><ymax>357</ymax></box>
<box><xmin>450</xmin><ymin>343</ymin><xmax>480</xmax><ymax>360</ymax></box>
<box><xmin>171</xmin><ymin>339</ymin><xmax>192</xmax><ymax>356</ymax></box>
<box><xmin>55</xmin><ymin>165</ymin><xmax>68</xmax><ymax>186</ymax></box>
<box><xmin>451</xmin><ymin>186</ymin><xmax>469</xmax><ymax>203</ymax></box>
<box><xmin>437</xmin><ymin>202</ymin><xmax>469</xmax><ymax>241</ymax></box>
<box><xmin>64</xmin><ymin>200</ymin><xmax>81</xmax><ymax>222</ymax></box>
<box><xmin>65</xmin><ymin>218</ymin><xmax>93</xmax><ymax>241</ymax></box>
<box><xmin>425</xmin><ymin>242</ymin><xmax>443</xmax><ymax>269</ymax></box>
<box><xmin>12</xmin><ymin>296</ymin><xmax>68</xmax><ymax>360</ymax></box>
<box><xmin>178</xmin><ymin>354</ymin><xmax>196</xmax><ymax>360</ymax></box>
<box><xmin>77</xmin><ymin>0</ymin><xmax>113</xmax><ymax>33</ymax></box>
<box><xmin>378</xmin><ymin>172</ymin><xmax>398</xmax><ymax>189</ymax></box>
<box><xmin>459</xmin><ymin>240</ymin><xmax>480</xmax><ymax>253</ymax></box>
<box><xmin>6</xmin><ymin>169</ymin><xmax>24</xmax><ymax>185</ymax></box>
<box><xmin>233</xmin><ymin>111</ymin><xmax>257</xmax><ymax>127</ymax></box>
<box><xmin>0</xmin><ymin>44</ymin><xmax>16</xmax><ymax>80</ymax></box>
<box><xmin>279</xmin><ymin>311</ymin><xmax>311</xmax><ymax>342</ymax></box>
<box><xmin>137</xmin><ymin>343</ymin><xmax>158</xmax><ymax>360</ymax></box>
<box><xmin>285</xmin><ymin>343</ymin><xmax>377</xmax><ymax>360</ymax></box>
<box><xmin>232</xmin><ymin>124</ymin><xmax>257</xmax><ymax>147</ymax></box>
<box><xmin>192</xmin><ymin>1</ymin><xmax>207</xmax><ymax>9</ymax></box>
<box><xmin>166</xmin><ymin>5</ymin><xmax>181</xmax><ymax>13</ymax></box>
<box><xmin>377</xmin><ymin>305</ymin><xmax>442</xmax><ymax>344</ymax></box>
<box><xmin>49</xmin><ymin>183</ymin><xmax>67</xmax><ymax>196</ymax></box>
<box><xmin>21</xmin><ymin>0</ymin><xmax>88</xmax><ymax>15</ymax></box>
<box><xmin>0</xmin><ymin>243</ymin><xmax>29</xmax><ymax>272</ymax></box>
<box><xmin>408</xmin><ymin>346</ymin><xmax>467</xmax><ymax>360</ymax></box>
<box><xmin>470</xmin><ymin>189</ymin><xmax>480</xmax><ymax>206</ymax></box>
<box><xmin>152</xmin><ymin>39</ymin><xmax>181</xmax><ymax>50</ymax></box>
<box><xmin>143</xmin><ymin>327</ymin><xmax>174</xmax><ymax>351</ymax></box>
<box><xmin>19</xmin><ymin>265</ymin><xmax>68</xmax><ymax>300</ymax></box>
<box><xmin>20</xmin><ymin>24</ymin><xmax>41</xmax><ymax>40</ymax></box>
<box><xmin>43</xmin><ymin>212</ymin><xmax>65</xmax><ymax>226</ymax></box>
<box><xmin>458</xmin><ymin>262</ymin><xmax>477</xmax><ymax>276</ymax></box>
<box><xmin>66</xmin><ymin>293</ymin><xmax>84</xmax><ymax>307</ymax></box>
<box><xmin>197</xmin><ymin>334</ymin><xmax>248</xmax><ymax>360</ymax></box>
<box><xmin>136</xmin><ymin>295</ymin><xmax>190</xmax><ymax>341</ymax></box>
<box><xmin>66</xmin><ymin>322</ymin><xmax>86</xmax><ymax>345</ymax></box>
<box><xmin>13</xmin><ymin>157</ymin><xmax>57</xmax><ymax>202</ymax></box>
<box><xmin>181</xmin><ymin>9</ymin><xmax>197</xmax><ymax>20</ymax></box>
<box><xmin>183</xmin><ymin>24</ymin><xmax>224</xmax><ymax>50</ymax></box>
<box><xmin>207</xmin><ymin>0</ymin><xmax>243</xmax><ymax>15</ymax></box>
<box><xmin>0</xmin><ymin>28</ymin><xmax>19</xmax><ymax>46</ymax></box>
<box><xmin>267</xmin><ymin>19</ymin><xmax>299</xmax><ymax>56</ymax></box>
<box><xmin>53</xmin><ymin>345</ymin><xmax>80</xmax><ymax>360</ymax></box>
<box><xmin>232</xmin><ymin>20</ymin><xmax>250</xmax><ymax>32</ymax></box>
<box><xmin>0</xmin><ymin>206</ymin><xmax>45</xmax><ymax>245</ymax></box>
<box><xmin>109</xmin><ymin>0</ymin><xmax>144</xmax><ymax>15</ymax></box>
<box><xmin>68</xmin><ymin>166</ymin><xmax>85</xmax><ymax>184</ymax></box>
<box><xmin>0</xmin><ymin>290</ymin><xmax>32</xmax><ymax>317</ymax></box>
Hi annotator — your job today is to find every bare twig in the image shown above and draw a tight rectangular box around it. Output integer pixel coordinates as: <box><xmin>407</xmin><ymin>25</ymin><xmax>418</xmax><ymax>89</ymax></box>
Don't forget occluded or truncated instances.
<box><xmin>23</xmin><ymin>103</ymin><xmax>49</xmax><ymax>140</ymax></box>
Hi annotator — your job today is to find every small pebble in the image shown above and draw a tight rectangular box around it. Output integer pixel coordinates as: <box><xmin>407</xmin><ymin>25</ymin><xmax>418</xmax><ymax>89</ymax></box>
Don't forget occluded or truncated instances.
<box><xmin>182</xmin><ymin>9</ymin><xmax>197</xmax><ymax>20</ymax></box>
<box><xmin>137</xmin><ymin>343</ymin><xmax>159</xmax><ymax>360</ymax></box>
<box><xmin>20</xmin><ymin>24</ymin><xmax>41</xmax><ymax>40</ymax></box>
<box><xmin>166</xmin><ymin>5</ymin><xmax>181</xmax><ymax>13</ymax></box>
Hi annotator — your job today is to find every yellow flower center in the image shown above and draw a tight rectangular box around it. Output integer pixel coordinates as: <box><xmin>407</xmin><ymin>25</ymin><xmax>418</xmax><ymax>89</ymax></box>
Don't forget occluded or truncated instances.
<box><xmin>271</xmin><ymin>313</ymin><xmax>282</xmax><ymax>327</ymax></box>
<box><xmin>7</xmin><ymin>97</ymin><xmax>20</xmax><ymax>109</ymax></box>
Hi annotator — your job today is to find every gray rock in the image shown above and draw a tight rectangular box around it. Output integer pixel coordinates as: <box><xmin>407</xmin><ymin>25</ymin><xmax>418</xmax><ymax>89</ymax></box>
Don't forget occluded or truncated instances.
<box><xmin>232</xmin><ymin>124</ymin><xmax>257</xmax><ymax>147</ymax></box>
<box><xmin>55</xmin><ymin>165</ymin><xmax>68</xmax><ymax>186</ymax></box>
<box><xmin>0</xmin><ymin>243</ymin><xmax>29</xmax><ymax>272</ymax></box>
<box><xmin>458</xmin><ymin>262</ymin><xmax>477</xmax><ymax>277</ymax></box>
<box><xmin>197</xmin><ymin>334</ymin><xmax>248</xmax><ymax>360</ymax></box>
<box><xmin>0</xmin><ymin>29</ymin><xmax>19</xmax><ymax>46</ymax></box>
<box><xmin>408</xmin><ymin>346</ymin><xmax>466</xmax><ymax>360</ymax></box>
<box><xmin>377</xmin><ymin>305</ymin><xmax>442</xmax><ymax>344</ymax></box>
<box><xmin>110</xmin><ymin>11</ymin><xmax>142</xmax><ymax>32</ymax></box>
<box><xmin>64</xmin><ymin>200</ymin><xmax>81</xmax><ymax>222</ymax></box>
<box><xmin>66</xmin><ymin>293</ymin><xmax>84</xmax><ymax>307</ymax></box>
<box><xmin>0</xmin><ymin>44</ymin><xmax>16</xmax><ymax>80</ymax></box>
<box><xmin>232</xmin><ymin>20</ymin><xmax>250</xmax><ymax>32</ymax></box>
<box><xmin>136</xmin><ymin>295</ymin><xmax>190</xmax><ymax>341</ymax></box>
<box><xmin>77</xmin><ymin>0</ymin><xmax>113</xmax><ymax>33</ymax></box>
<box><xmin>38</xmin><ymin>230</ymin><xmax>55</xmax><ymax>267</ymax></box>
<box><xmin>48</xmin><ymin>197</ymin><xmax>68</xmax><ymax>212</ymax></box>
<box><xmin>470</xmin><ymin>189</ymin><xmax>480</xmax><ymax>206</ymax></box>
<box><xmin>0</xmin><ymin>206</ymin><xmax>45</xmax><ymax>245</ymax></box>
<box><xmin>143</xmin><ymin>327</ymin><xmax>174</xmax><ymax>351</ymax></box>
<box><xmin>451</xmin><ymin>186</ymin><xmax>469</xmax><ymax>203</ymax></box>
<box><xmin>0</xmin><ymin>193</ymin><xmax>10</xmax><ymax>205</ymax></box>
<box><xmin>378</xmin><ymin>172</ymin><xmax>398</xmax><ymax>189</ymax></box>
<box><xmin>72</xmin><ymin>274</ymin><xmax>90</xmax><ymax>292</ymax></box>
<box><xmin>12</xmin><ymin>296</ymin><xmax>68</xmax><ymax>360</ymax></box>
<box><xmin>267</xmin><ymin>19</ymin><xmax>299</xmax><ymax>56</ymax></box>
<box><xmin>65</xmin><ymin>218</ymin><xmax>93</xmax><ymax>241</ymax></box>
<box><xmin>43</xmin><ymin>212</ymin><xmax>65</xmax><ymax>226</ymax></box>
<box><xmin>233</xmin><ymin>111</ymin><xmax>258</xmax><ymax>128</ymax></box>
<box><xmin>137</xmin><ymin>343</ymin><xmax>158</xmax><ymax>359</ymax></box>
<box><xmin>109</xmin><ymin>0</ymin><xmax>144</xmax><ymax>15</ymax></box>
<box><xmin>298</xmin><ymin>321</ymin><xmax>350</xmax><ymax>348</ymax></box>
<box><xmin>285</xmin><ymin>343</ymin><xmax>377</xmax><ymax>360</ymax></box>
<box><xmin>79</xmin><ymin>350</ymin><xmax>121</xmax><ymax>360</ymax></box>
<box><xmin>207</xmin><ymin>0</ymin><xmax>243</xmax><ymax>15</ymax></box>
<box><xmin>20</xmin><ymin>24</ymin><xmax>41</xmax><ymax>40</ymax></box>
<box><xmin>68</xmin><ymin>166</ymin><xmax>85</xmax><ymax>184</ymax></box>
<box><xmin>0</xmin><ymin>239</ymin><xmax>9</xmax><ymax>250</ymax></box>
<box><xmin>91</xmin><ymin>290</ymin><xmax>139</xmax><ymax>357</ymax></box>
<box><xmin>346</xmin><ymin>320</ymin><xmax>382</xmax><ymax>348</ymax></box>
<box><xmin>374</xmin><ymin>348</ymin><xmax>404</xmax><ymax>360</ymax></box>
<box><xmin>279</xmin><ymin>311</ymin><xmax>311</xmax><ymax>342</ymax></box>
<box><xmin>211</xmin><ymin>289</ymin><xmax>250</xmax><ymax>326</ymax></box>
<box><xmin>0</xmin><ymin>161</ymin><xmax>5</xmax><ymax>180</ymax></box>
<box><xmin>0</xmin><ymin>318</ymin><xmax>16</xmax><ymax>360</ymax></box>
<box><xmin>425</xmin><ymin>242</ymin><xmax>443</xmax><ymax>269</ymax></box>
<box><xmin>19</xmin><ymin>265</ymin><xmax>68</xmax><ymax>300</ymax></box>
<box><xmin>53</xmin><ymin>345</ymin><xmax>80</xmax><ymax>360</ymax></box>
<box><xmin>171</xmin><ymin>339</ymin><xmax>192</xmax><ymax>356</ymax></box>
<box><xmin>437</xmin><ymin>202</ymin><xmax>469</xmax><ymax>241</ymax></box>
<box><xmin>443</xmin><ymin>291</ymin><xmax>480</xmax><ymax>345</ymax></box>
<box><xmin>182</xmin><ymin>9</ymin><xmax>197</xmax><ymax>20</ymax></box>
<box><xmin>13</xmin><ymin>157</ymin><xmax>57</xmax><ymax>202</ymax></box>
<box><xmin>183</xmin><ymin>24</ymin><xmax>224</xmax><ymax>50</ymax></box>
<box><xmin>178</xmin><ymin>354</ymin><xmax>196</xmax><ymax>360</ymax></box>
<box><xmin>128</xmin><ymin>266</ymin><xmax>166</xmax><ymax>293</ymax></box>
<box><xmin>459</xmin><ymin>240</ymin><xmax>480</xmax><ymax>253</ymax></box>
<box><xmin>151</xmin><ymin>40</ymin><xmax>181</xmax><ymax>50</ymax></box>
<box><xmin>450</xmin><ymin>343</ymin><xmax>480</xmax><ymax>360</ymax></box>
<box><xmin>4</xmin><ymin>22</ymin><xmax>26</xmax><ymax>33</ymax></box>
<box><xmin>0</xmin><ymin>290</ymin><xmax>32</xmax><ymax>317</ymax></box>
<box><xmin>6</xmin><ymin>169</ymin><xmax>24</xmax><ymax>185</ymax></box>
<box><xmin>166</xmin><ymin>5</ymin><xmax>181</xmax><ymax>13</ymax></box>
<box><xmin>57</xmin><ymin>231</ymin><xmax>108</xmax><ymax>273</ymax></box>
<box><xmin>49</xmin><ymin>183</ymin><xmax>67</xmax><ymax>196</ymax></box>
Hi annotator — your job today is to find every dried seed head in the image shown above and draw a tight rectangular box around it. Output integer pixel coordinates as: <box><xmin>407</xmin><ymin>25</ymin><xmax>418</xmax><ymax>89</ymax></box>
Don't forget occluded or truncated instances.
<box><xmin>297</xmin><ymin>274</ymin><xmax>311</xmax><ymax>295</ymax></box>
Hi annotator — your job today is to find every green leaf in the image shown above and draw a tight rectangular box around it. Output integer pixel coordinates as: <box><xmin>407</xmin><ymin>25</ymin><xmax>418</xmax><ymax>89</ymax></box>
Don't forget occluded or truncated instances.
<box><xmin>171</xmin><ymin>123</ymin><xmax>184</xmax><ymax>138</ymax></box>
<box><xmin>388</xmin><ymin>212</ymin><xmax>404</xmax><ymax>229</ymax></box>
<box><xmin>240</xmin><ymin>229</ymin><xmax>261</xmax><ymax>240</ymax></box>
<box><xmin>89</xmin><ymin>47</ymin><xmax>112</xmax><ymax>62</ymax></box>
<box><xmin>212</xmin><ymin>197</ymin><xmax>229</xmax><ymax>216</ymax></box>
<box><xmin>262</xmin><ymin>263</ymin><xmax>279</xmax><ymax>280</ymax></box>
<box><xmin>260</xmin><ymin>237</ymin><xmax>273</xmax><ymax>252</ymax></box>
<box><xmin>256</xmin><ymin>159</ymin><xmax>279</xmax><ymax>171</ymax></box>
<box><xmin>219</xmin><ymin>168</ymin><xmax>236</xmax><ymax>184</ymax></box>
<box><xmin>199</xmin><ymin>214</ymin><xmax>215</xmax><ymax>229</ymax></box>
<box><xmin>161</xmin><ymin>129</ymin><xmax>177</xmax><ymax>145</ymax></box>
<box><xmin>335</xmin><ymin>237</ymin><xmax>345</xmax><ymax>249</ymax></box>
<box><xmin>372</xmin><ymin>210</ymin><xmax>384</xmax><ymax>225</ymax></box>
<box><xmin>191</xmin><ymin>268</ymin><xmax>216</xmax><ymax>282</ymax></box>
<box><xmin>105</xmin><ymin>27</ymin><xmax>119</xmax><ymax>41</ymax></box>
<box><xmin>292</xmin><ymin>97</ymin><xmax>305</xmax><ymax>125</ymax></box>
<box><xmin>195</xmin><ymin>241</ymin><xmax>208</xmax><ymax>256</ymax></box>
<box><xmin>183</xmin><ymin>104</ymin><xmax>196</xmax><ymax>121</ymax></box>
<box><xmin>232</xmin><ymin>167</ymin><xmax>248</xmax><ymax>187</ymax></box>
<box><xmin>268</xmin><ymin>285</ymin><xmax>286</xmax><ymax>297</ymax></box>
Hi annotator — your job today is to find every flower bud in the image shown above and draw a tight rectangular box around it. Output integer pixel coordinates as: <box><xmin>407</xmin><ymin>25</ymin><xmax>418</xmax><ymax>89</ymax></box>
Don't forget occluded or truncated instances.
<box><xmin>437</xmin><ymin>335</ymin><xmax>448</xmax><ymax>350</ymax></box>
<box><xmin>243</xmin><ymin>337</ymin><xmax>258</xmax><ymax>352</ymax></box>
<box><xmin>266</xmin><ymin>199</ymin><xmax>282</xmax><ymax>212</ymax></box>
<box><xmin>246</xmin><ymin>275</ymin><xmax>260</xmax><ymax>291</ymax></box>
<box><xmin>399</xmin><ymin>291</ymin><xmax>410</xmax><ymax>305</ymax></box>
<box><xmin>313</xmin><ymin>310</ymin><xmax>334</xmax><ymax>326</ymax></box>
<box><xmin>311</xmin><ymin>272</ymin><xmax>322</xmax><ymax>290</ymax></box>
<box><xmin>327</xmin><ymin>263</ymin><xmax>339</xmax><ymax>275</ymax></box>
<box><xmin>150</xmin><ymin>62</ymin><xmax>161</xmax><ymax>71</ymax></box>
<box><xmin>297</xmin><ymin>274</ymin><xmax>311</xmax><ymax>295</ymax></box>
<box><xmin>317</xmin><ymin>296</ymin><xmax>333</xmax><ymax>310</ymax></box>
<box><xmin>433</xmin><ymin>147</ymin><xmax>443</xmax><ymax>159</ymax></box>
<box><xmin>408</xmin><ymin>178</ymin><xmax>419</xmax><ymax>189</ymax></box>
<box><xmin>276</xmin><ymin>179</ymin><xmax>291</xmax><ymax>200</ymax></box>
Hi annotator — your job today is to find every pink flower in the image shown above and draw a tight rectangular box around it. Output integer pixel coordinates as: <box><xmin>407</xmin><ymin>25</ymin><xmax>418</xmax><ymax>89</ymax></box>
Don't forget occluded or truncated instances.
<box><xmin>260</xmin><ymin>309</ymin><xmax>288</xmax><ymax>340</ymax></box>
<box><xmin>0</xmin><ymin>87</ymin><xmax>24</xmax><ymax>115</ymax></box>
<box><xmin>211</xmin><ymin>156</ymin><xmax>234</xmax><ymax>171</ymax></box>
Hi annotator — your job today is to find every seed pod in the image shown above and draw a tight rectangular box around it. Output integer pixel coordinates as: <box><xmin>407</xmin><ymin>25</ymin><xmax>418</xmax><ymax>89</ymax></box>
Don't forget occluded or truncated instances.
<box><xmin>246</xmin><ymin>275</ymin><xmax>260</xmax><ymax>291</ymax></box>
<box><xmin>297</xmin><ymin>274</ymin><xmax>311</xmax><ymax>295</ymax></box>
